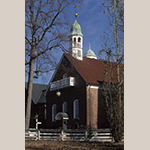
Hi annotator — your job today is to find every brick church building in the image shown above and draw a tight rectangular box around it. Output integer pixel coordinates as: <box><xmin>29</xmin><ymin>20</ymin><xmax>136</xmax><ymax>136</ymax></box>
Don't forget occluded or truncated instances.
<box><xmin>45</xmin><ymin>13</ymin><xmax>120</xmax><ymax>129</ymax></box>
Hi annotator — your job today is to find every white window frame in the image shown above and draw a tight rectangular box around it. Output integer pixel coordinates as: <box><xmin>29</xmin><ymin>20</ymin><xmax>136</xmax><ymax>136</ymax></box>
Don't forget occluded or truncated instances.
<box><xmin>73</xmin><ymin>99</ymin><xmax>79</xmax><ymax>119</ymax></box>
<box><xmin>52</xmin><ymin>104</ymin><xmax>57</xmax><ymax>122</ymax></box>
<box><xmin>62</xmin><ymin>102</ymin><xmax>67</xmax><ymax>113</ymax></box>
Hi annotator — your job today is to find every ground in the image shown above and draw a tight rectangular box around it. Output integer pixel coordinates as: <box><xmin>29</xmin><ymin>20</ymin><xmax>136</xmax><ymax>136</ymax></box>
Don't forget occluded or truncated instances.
<box><xmin>25</xmin><ymin>140</ymin><xmax>124</xmax><ymax>150</ymax></box>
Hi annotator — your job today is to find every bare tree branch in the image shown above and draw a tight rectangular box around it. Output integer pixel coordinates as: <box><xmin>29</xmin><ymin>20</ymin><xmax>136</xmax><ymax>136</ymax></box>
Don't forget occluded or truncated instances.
<box><xmin>25</xmin><ymin>0</ymin><xmax>83</xmax><ymax>129</ymax></box>
<box><xmin>34</xmin><ymin>68</ymin><xmax>55</xmax><ymax>73</ymax></box>
<box><xmin>99</xmin><ymin>0</ymin><xmax>124</xmax><ymax>143</ymax></box>
<box><xmin>25</xmin><ymin>36</ymin><xmax>32</xmax><ymax>45</ymax></box>
<box><xmin>34</xmin><ymin>44</ymin><xmax>60</xmax><ymax>59</ymax></box>
<box><xmin>38</xmin><ymin>3</ymin><xmax>70</xmax><ymax>44</ymax></box>
<box><xmin>25</xmin><ymin>24</ymin><xmax>32</xmax><ymax>28</ymax></box>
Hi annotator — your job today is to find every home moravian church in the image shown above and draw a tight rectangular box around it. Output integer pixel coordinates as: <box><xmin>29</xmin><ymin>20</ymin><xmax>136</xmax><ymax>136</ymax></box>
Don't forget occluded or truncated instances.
<box><xmin>45</xmin><ymin>13</ymin><xmax>118</xmax><ymax>129</ymax></box>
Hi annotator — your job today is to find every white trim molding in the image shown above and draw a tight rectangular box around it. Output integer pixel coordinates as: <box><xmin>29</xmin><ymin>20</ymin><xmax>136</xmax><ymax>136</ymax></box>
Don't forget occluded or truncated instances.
<box><xmin>87</xmin><ymin>85</ymin><xmax>112</xmax><ymax>91</ymax></box>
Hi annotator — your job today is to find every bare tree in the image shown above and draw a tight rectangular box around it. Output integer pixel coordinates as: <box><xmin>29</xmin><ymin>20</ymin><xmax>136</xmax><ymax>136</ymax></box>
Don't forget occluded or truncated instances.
<box><xmin>99</xmin><ymin>0</ymin><xmax>124</xmax><ymax>142</ymax></box>
<box><xmin>25</xmin><ymin>0</ymin><xmax>83</xmax><ymax>129</ymax></box>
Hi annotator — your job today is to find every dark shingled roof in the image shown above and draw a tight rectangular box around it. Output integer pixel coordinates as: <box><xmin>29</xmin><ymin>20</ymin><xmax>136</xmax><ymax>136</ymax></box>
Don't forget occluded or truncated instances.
<box><xmin>25</xmin><ymin>82</ymin><xmax>47</xmax><ymax>104</ymax></box>
<box><xmin>64</xmin><ymin>53</ymin><xmax>123</xmax><ymax>85</ymax></box>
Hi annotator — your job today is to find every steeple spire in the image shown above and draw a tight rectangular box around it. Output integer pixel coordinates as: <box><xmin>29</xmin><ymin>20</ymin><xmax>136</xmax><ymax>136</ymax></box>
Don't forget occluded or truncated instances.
<box><xmin>68</xmin><ymin>13</ymin><xmax>83</xmax><ymax>60</ymax></box>
<box><xmin>89</xmin><ymin>43</ymin><xmax>91</xmax><ymax>49</ymax></box>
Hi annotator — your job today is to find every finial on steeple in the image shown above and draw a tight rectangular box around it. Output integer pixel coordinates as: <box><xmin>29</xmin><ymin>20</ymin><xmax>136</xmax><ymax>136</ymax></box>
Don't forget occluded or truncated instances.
<box><xmin>75</xmin><ymin>5</ymin><xmax>80</xmax><ymax>18</ymax></box>
<box><xmin>75</xmin><ymin>13</ymin><xmax>78</xmax><ymax>18</ymax></box>
<box><xmin>89</xmin><ymin>43</ymin><xmax>91</xmax><ymax>49</ymax></box>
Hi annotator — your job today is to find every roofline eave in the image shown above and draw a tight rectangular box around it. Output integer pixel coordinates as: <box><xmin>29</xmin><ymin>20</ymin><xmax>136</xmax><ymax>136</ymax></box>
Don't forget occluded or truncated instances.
<box><xmin>44</xmin><ymin>54</ymin><xmax>65</xmax><ymax>96</ymax></box>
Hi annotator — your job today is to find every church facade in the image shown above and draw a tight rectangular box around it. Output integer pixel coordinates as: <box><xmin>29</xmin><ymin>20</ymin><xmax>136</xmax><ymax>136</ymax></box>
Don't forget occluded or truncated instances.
<box><xmin>45</xmin><ymin>14</ymin><xmax>117</xmax><ymax>129</ymax></box>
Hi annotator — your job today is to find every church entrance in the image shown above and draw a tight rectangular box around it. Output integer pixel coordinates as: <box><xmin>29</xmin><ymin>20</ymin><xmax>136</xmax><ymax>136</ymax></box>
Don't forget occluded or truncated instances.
<box><xmin>55</xmin><ymin>112</ymin><xmax>69</xmax><ymax>130</ymax></box>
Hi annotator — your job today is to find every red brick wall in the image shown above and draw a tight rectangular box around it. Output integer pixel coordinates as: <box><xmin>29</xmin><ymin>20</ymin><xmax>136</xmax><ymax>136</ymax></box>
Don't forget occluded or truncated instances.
<box><xmin>86</xmin><ymin>86</ymin><xmax>109</xmax><ymax>129</ymax></box>
<box><xmin>86</xmin><ymin>86</ymin><xmax>98</xmax><ymax>129</ymax></box>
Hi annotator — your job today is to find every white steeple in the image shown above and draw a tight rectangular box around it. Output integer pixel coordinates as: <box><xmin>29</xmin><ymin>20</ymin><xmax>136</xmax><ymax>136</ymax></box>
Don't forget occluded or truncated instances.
<box><xmin>68</xmin><ymin>13</ymin><xmax>84</xmax><ymax>60</ymax></box>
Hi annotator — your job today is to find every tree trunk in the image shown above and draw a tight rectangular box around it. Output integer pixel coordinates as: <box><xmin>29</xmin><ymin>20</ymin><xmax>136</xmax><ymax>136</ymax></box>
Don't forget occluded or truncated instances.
<box><xmin>112</xmin><ymin>0</ymin><xmax>122</xmax><ymax>115</ymax></box>
<box><xmin>25</xmin><ymin>59</ymin><xmax>35</xmax><ymax>129</ymax></box>
<box><xmin>25</xmin><ymin>39</ymin><xmax>36</xmax><ymax>129</ymax></box>
<box><xmin>113</xmin><ymin>0</ymin><xmax>123</xmax><ymax>142</ymax></box>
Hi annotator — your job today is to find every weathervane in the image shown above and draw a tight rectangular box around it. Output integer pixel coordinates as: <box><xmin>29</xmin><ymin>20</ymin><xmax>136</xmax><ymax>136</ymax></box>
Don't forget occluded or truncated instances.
<box><xmin>74</xmin><ymin>5</ymin><xmax>80</xmax><ymax>18</ymax></box>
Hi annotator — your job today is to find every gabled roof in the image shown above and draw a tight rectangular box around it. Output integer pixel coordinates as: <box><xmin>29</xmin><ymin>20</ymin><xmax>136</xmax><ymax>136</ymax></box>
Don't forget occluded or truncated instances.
<box><xmin>25</xmin><ymin>82</ymin><xmax>47</xmax><ymax>104</ymax></box>
<box><xmin>64</xmin><ymin>53</ymin><xmax>123</xmax><ymax>85</ymax></box>
<box><xmin>45</xmin><ymin>53</ymin><xmax>123</xmax><ymax>93</ymax></box>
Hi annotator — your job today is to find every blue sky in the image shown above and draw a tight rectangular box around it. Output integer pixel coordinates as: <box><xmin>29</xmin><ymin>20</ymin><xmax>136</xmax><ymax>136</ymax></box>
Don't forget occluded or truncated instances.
<box><xmin>26</xmin><ymin>0</ymin><xmax>110</xmax><ymax>85</ymax></box>
<box><xmin>68</xmin><ymin>0</ymin><xmax>108</xmax><ymax>57</ymax></box>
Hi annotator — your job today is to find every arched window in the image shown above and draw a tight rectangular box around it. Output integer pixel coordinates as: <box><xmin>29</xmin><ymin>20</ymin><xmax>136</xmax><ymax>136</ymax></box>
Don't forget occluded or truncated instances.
<box><xmin>74</xmin><ymin>37</ymin><xmax>76</xmax><ymax>42</ymax></box>
<box><xmin>63</xmin><ymin>73</ymin><xmax>67</xmax><ymax>79</ymax></box>
<box><xmin>73</xmin><ymin>99</ymin><xmax>79</xmax><ymax>119</ymax></box>
<box><xmin>63</xmin><ymin>102</ymin><xmax>67</xmax><ymax>113</ymax></box>
<box><xmin>78</xmin><ymin>37</ymin><xmax>81</xmax><ymax>42</ymax></box>
<box><xmin>52</xmin><ymin>104</ymin><xmax>57</xmax><ymax>122</ymax></box>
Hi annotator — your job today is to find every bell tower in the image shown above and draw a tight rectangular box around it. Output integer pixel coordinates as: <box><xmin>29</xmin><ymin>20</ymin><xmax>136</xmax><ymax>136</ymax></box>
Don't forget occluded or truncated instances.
<box><xmin>68</xmin><ymin>13</ymin><xmax>84</xmax><ymax>60</ymax></box>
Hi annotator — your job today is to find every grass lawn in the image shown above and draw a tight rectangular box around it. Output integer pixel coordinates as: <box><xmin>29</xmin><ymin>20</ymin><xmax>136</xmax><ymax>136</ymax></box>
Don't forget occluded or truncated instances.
<box><xmin>25</xmin><ymin>140</ymin><xmax>124</xmax><ymax>150</ymax></box>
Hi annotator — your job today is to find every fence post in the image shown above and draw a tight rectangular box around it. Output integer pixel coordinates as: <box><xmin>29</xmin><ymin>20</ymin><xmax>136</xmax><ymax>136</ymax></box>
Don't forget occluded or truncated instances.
<box><xmin>61</xmin><ymin>130</ymin><xmax>64</xmax><ymax>141</ymax></box>
<box><xmin>35</xmin><ymin>130</ymin><xmax>38</xmax><ymax>140</ymax></box>
<box><xmin>85</xmin><ymin>130</ymin><xmax>88</xmax><ymax>141</ymax></box>
<box><xmin>38</xmin><ymin>130</ymin><xmax>40</xmax><ymax>140</ymax></box>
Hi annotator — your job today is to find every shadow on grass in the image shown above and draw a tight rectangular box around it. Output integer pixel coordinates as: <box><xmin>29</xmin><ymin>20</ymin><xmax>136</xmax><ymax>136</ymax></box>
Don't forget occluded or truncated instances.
<box><xmin>25</xmin><ymin>140</ymin><xmax>124</xmax><ymax>150</ymax></box>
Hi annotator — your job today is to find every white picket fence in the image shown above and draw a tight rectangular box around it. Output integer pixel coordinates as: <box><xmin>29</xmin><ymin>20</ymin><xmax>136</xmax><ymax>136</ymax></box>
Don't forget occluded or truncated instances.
<box><xmin>25</xmin><ymin>128</ymin><xmax>114</xmax><ymax>141</ymax></box>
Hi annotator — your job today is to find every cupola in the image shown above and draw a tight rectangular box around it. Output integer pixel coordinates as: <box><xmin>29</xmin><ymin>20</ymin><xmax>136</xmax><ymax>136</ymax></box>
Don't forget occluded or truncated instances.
<box><xmin>84</xmin><ymin>44</ymin><xmax>97</xmax><ymax>59</ymax></box>
<box><xmin>68</xmin><ymin>13</ymin><xmax>83</xmax><ymax>60</ymax></box>
<box><xmin>69</xmin><ymin>18</ymin><xmax>83</xmax><ymax>36</ymax></box>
